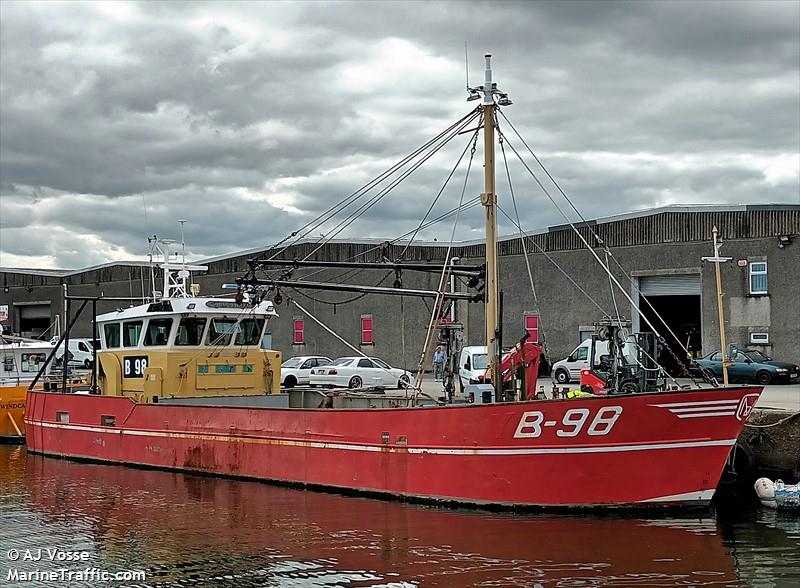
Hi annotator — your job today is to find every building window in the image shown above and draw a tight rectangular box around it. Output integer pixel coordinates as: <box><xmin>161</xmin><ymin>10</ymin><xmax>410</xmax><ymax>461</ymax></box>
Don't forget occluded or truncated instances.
<box><xmin>749</xmin><ymin>262</ymin><xmax>768</xmax><ymax>295</ymax></box>
<box><xmin>292</xmin><ymin>318</ymin><xmax>304</xmax><ymax>345</ymax></box>
<box><xmin>524</xmin><ymin>314</ymin><xmax>539</xmax><ymax>343</ymax></box>
<box><xmin>361</xmin><ymin>316</ymin><xmax>373</xmax><ymax>345</ymax></box>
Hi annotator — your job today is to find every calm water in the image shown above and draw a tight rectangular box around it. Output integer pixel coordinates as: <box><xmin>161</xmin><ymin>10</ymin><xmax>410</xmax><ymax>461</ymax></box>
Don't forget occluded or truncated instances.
<box><xmin>1</xmin><ymin>446</ymin><xmax>798</xmax><ymax>588</ymax></box>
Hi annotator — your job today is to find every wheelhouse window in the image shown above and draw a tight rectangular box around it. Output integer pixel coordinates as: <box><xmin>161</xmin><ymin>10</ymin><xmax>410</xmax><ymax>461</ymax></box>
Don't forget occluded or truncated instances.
<box><xmin>524</xmin><ymin>314</ymin><xmax>540</xmax><ymax>343</ymax></box>
<box><xmin>122</xmin><ymin>321</ymin><xmax>143</xmax><ymax>347</ymax></box>
<box><xmin>749</xmin><ymin>262</ymin><xmax>768</xmax><ymax>295</ymax></box>
<box><xmin>293</xmin><ymin>318</ymin><xmax>304</xmax><ymax>345</ymax></box>
<box><xmin>361</xmin><ymin>316</ymin><xmax>373</xmax><ymax>345</ymax></box>
<box><xmin>206</xmin><ymin>318</ymin><xmax>237</xmax><ymax>346</ymax></box>
<box><xmin>104</xmin><ymin>323</ymin><xmax>120</xmax><ymax>348</ymax></box>
<box><xmin>144</xmin><ymin>318</ymin><xmax>173</xmax><ymax>346</ymax></box>
<box><xmin>3</xmin><ymin>354</ymin><xmax>15</xmax><ymax>372</ymax></box>
<box><xmin>235</xmin><ymin>318</ymin><xmax>265</xmax><ymax>346</ymax></box>
<box><xmin>175</xmin><ymin>317</ymin><xmax>207</xmax><ymax>346</ymax></box>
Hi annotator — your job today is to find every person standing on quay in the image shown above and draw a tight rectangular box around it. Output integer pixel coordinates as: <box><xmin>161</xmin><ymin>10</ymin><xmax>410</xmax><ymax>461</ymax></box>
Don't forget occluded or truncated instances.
<box><xmin>433</xmin><ymin>346</ymin><xmax>446</xmax><ymax>381</ymax></box>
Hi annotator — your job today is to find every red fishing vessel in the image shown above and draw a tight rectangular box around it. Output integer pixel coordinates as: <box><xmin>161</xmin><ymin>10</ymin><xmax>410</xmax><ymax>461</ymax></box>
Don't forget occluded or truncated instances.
<box><xmin>24</xmin><ymin>55</ymin><xmax>762</xmax><ymax>508</ymax></box>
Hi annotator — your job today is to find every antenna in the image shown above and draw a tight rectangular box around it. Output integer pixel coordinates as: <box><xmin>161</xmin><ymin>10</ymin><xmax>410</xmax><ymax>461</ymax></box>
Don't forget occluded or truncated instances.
<box><xmin>178</xmin><ymin>219</ymin><xmax>187</xmax><ymax>265</ymax></box>
<box><xmin>464</xmin><ymin>40</ymin><xmax>469</xmax><ymax>91</ymax></box>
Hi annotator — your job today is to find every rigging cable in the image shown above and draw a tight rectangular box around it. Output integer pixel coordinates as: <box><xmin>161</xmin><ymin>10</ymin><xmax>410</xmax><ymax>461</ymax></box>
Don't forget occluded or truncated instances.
<box><xmin>297</xmin><ymin>110</ymin><xmax>482</xmax><ymax>264</ymax></box>
<box><xmin>289</xmin><ymin>297</ymin><xmax>428</xmax><ymax>399</ymax></box>
<box><xmin>413</xmin><ymin>127</ymin><xmax>481</xmax><ymax>395</ymax></box>
<box><xmin>286</xmin><ymin>197</ymin><xmax>483</xmax><ymax>289</ymax></box>
<box><xmin>497</xmin><ymin>109</ymin><xmax>701</xmax><ymax>380</ymax></box>
<box><xmin>494</xmin><ymin>122</ymin><xmax>676</xmax><ymax>349</ymax></box>
<box><xmin>497</xmin><ymin>118</ymin><xmax>551</xmax><ymax>363</ymax></box>
<box><xmin>494</xmin><ymin>205</ymin><xmax>607</xmax><ymax>316</ymax></box>
<box><xmin>249</xmin><ymin>107</ymin><xmax>481</xmax><ymax>274</ymax></box>
<box><xmin>399</xmin><ymin>114</ymin><xmax>485</xmax><ymax>259</ymax></box>
<box><xmin>495</xmin><ymin>203</ymin><xmax>680</xmax><ymax>388</ymax></box>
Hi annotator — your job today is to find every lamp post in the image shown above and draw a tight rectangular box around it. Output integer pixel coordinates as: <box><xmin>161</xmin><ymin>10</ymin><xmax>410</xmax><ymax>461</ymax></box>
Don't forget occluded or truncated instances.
<box><xmin>701</xmin><ymin>226</ymin><xmax>732</xmax><ymax>385</ymax></box>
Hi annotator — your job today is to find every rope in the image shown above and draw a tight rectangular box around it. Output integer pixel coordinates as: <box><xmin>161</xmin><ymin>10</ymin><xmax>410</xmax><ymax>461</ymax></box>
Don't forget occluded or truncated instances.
<box><xmin>495</xmin><ymin>204</ymin><xmax>608</xmax><ymax>316</ymax></box>
<box><xmin>745</xmin><ymin>411</ymin><xmax>800</xmax><ymax>428</ymax></box>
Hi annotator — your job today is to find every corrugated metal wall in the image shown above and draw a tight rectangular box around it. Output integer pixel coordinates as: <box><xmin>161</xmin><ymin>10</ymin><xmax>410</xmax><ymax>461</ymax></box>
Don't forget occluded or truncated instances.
<box><xmin>494</xmin><ymin>208</ymin><xmax>800</xmax><ymax>257</ymax></box>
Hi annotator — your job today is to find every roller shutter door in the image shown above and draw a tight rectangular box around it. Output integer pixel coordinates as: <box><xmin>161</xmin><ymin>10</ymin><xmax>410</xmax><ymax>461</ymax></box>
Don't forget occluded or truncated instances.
<box><xmin>639</xmin><ymin>275</ymin><xmax>700</xmax><ymax>296</ymax></box>
<box><xmin>18</xmin><ymin>304</ymin><xmax>51</xmax><ymax>319</ymax></box>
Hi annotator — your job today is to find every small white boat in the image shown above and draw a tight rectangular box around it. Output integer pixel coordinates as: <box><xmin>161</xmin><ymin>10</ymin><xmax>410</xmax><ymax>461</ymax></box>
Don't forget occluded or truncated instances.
<box><xmin>754</xmin><ymin>478</ymin><xmax>800</xmax><ymax>510</ymax></box>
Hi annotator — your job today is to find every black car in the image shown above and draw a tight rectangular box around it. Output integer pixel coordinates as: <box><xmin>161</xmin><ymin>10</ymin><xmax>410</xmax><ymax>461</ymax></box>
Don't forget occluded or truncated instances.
<box><xmin>694</xmin><ymin>349</ymin><xmax>800</xmax><ymax>385</ymax></box>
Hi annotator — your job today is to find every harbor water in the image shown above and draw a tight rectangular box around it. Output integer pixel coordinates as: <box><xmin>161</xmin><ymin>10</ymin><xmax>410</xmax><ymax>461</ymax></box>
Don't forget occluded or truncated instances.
<box><xmin>1</xmin><ymin>445</ymin><xmax>798</xmax><ymax>587</ymax></box>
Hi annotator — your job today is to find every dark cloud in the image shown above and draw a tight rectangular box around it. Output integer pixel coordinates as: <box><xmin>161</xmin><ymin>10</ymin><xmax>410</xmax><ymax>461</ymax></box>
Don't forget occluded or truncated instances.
<box><xmin>1</xmin><ymin>0</ymin><xmax>797</xmax><ymax>269</ymax></box>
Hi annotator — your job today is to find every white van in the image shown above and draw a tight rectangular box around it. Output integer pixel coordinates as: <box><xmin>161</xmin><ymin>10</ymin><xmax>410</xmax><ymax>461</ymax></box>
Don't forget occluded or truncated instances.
<box><xmin>458</xmin><ymin>345</ymin><xmax>489</xmax><ymax>392</ymax></box>
<box><xmin>552</xmin><ymin>338</ymin><xmax>636</xmax><ymax>384</ymax></box>
<box><xmin>55</xmin><ymin>338</ymin><xmax>99</xmax><ymax>368</ymax></box>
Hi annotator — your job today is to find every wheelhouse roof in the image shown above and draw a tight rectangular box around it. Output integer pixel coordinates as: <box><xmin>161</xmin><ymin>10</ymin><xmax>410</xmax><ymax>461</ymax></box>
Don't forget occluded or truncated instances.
<box><xmin>96</xmin><ymin>297</ymin><xmax>277</xmax><ymax>323</ymax></box>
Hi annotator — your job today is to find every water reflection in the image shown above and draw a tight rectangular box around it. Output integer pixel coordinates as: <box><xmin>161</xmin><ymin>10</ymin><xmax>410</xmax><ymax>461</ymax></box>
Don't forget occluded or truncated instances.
<box><xmin>1</xmin><ymin>446</ymin><xmax>797</xmax><ymax>587</ymax></box>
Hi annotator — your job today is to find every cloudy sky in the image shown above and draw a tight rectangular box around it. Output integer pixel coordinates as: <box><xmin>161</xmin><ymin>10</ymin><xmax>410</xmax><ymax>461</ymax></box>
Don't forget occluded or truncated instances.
<box><xmin>1</xmin><ymin>0</ymin><xmax>798</xmax><ymax>269</ymax></box>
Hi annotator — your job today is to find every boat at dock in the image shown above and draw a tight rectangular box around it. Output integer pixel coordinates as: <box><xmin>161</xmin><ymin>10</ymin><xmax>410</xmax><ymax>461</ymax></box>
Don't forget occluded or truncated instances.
<box><xmin>1</xmin><ymin>333</ymin><xmax>58</xmax><ymax>443</ymax></box>
<box><xmin>24</xmin><ymin>55</ymin><xmax>763</xmax><ymax>508</ymax></box>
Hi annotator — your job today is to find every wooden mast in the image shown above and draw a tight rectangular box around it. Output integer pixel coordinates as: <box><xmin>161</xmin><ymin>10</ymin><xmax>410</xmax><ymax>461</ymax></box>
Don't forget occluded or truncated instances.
<box><xmin>702</xmin><ymin>225</ymin><xmax>732</xmax><ymax>385</ymax></box>
<box><xmin>480</xmin><ymin>54</ymin><xmax>502</xmax><ymax>400</ymax></box>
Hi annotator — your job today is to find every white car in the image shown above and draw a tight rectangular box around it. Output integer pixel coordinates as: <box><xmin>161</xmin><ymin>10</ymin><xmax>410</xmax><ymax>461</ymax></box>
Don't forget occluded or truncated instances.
<box><xmin>281</xmin><ymin>356</ymin><xmax>331</xmax><ymax>388</ymax></box>
<box><xmin>309</xmin><ymin>356</ymin><xmax>412</xmax><ymax>389</ymax></box>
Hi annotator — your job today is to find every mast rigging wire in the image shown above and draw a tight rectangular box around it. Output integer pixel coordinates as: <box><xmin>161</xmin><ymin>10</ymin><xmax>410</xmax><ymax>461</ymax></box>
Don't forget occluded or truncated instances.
<box><xmin>493</xmin><ymin>121</ymin><xmax>675</xmax><ymax>349</ymax></box>
<box><xmin>497</xmin><ymin>119</ymin><xmax>550</xmax><ymax>362</ymax></box>
<box><xmin>413</xmin><ymin>126</ymin><xmax>481</xmax><ymax>394</ymax></box>
<box><xmin>247</xmin><ymin>108</ymin><xmax>481</xmax><ymax>279</ymax></box>
<box><xmin>497</xmin><ymin>109</ymin><xmax>699</xmax><ymax>376</ymax></box>
<box><xmin>399</xmin><ymin>114</ymin><xmax>484</xmax><ymax>259</ymax></box>
<box><xmin>265</xmin><ymin>115</ymin><xmax>484</xmax><ymax>298</ymax></box>
<box><xmin>296</xmin><ymin>110</ymin><xmax>482</xmax><ymax>264</ymax></box>
<box><xmin>495</xmin><ymin>204</ymin><xmax>680</xmax><ymax>388</ymax></box>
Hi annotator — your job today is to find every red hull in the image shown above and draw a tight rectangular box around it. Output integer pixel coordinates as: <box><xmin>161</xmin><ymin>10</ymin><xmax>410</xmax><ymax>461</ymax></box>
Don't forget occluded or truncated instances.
<box><xmin>24</xmin><ymin>386</ymin><xmax>761</xmax><ymax>507</ymax></box>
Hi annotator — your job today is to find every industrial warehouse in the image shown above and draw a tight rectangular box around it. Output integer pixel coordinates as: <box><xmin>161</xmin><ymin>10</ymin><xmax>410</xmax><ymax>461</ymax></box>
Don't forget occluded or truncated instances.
<box><xmin>1</xmin><ymin>203</ymin><xmax>798</xmax><ymax>372</ymax></box>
